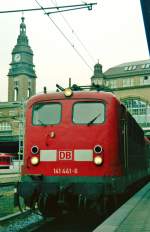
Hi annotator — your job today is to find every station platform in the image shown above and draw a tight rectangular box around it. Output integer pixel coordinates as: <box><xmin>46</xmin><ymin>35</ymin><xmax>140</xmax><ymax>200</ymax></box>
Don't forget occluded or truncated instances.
<box><xmin>93</xmin><ymin>182</ymin><xmax>150</xmax><ymax>232</ymax></box>
<box><xmin>0</xmin><ymin>172</ymin><xmax>20</xmax><ymax>184</ymax></box>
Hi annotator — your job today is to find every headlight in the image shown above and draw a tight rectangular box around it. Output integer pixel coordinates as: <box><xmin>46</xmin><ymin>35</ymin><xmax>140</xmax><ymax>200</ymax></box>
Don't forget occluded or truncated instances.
<box><xmin>31</xmin><ymin>156</ymin><xmax>39</xmax><ymax>165</ymax></box>
<box><xmin>94</xmin><ymin>156</ymin><xmax>103</xmax><ymax>165</ymax></box>
<box><xmin>64</xmin><ymin>88</ymin><xmax>73</xmax><ymax>97</ymax></box>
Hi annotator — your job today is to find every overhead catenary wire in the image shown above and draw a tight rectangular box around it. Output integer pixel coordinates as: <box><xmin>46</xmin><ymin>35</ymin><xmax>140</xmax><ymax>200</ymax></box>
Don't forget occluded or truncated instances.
<box><xmin>34</xmin><ymin>0</ymin><xmax>94</xmax><ymax>71</ymax></box>
<box><xmin>0</xmin><ymin>2</ymin><xmax>97</xmax><ymax>71</ymax></box>
<box><xmin>50</xmin><ymin>0</ymin><xmax>96</xmax><ymax>64</ymax></box>
<box><xmin>0</xmin><ymin>3</ymin><xmax>96</xmax><ymax>14</ymax></box>
<box><xmin>46</xmin><ymin>5</ymin><xmax>94</xmax><ymax>14</ymax></box>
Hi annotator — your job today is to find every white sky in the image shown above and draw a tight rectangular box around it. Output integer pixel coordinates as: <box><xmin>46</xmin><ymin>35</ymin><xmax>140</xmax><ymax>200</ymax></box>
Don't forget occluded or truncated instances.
<box><xmin>0</xmin><ymin>0</ymin><xmax>149</xmax><ymax>101</ymax></box>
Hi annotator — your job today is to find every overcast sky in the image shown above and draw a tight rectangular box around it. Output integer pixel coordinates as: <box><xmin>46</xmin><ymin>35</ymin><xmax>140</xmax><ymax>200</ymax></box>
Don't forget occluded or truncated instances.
<box><xmin>0</xmin><ymin>0</ymin><xmax>149</xmax><ymax>101</ymax></box>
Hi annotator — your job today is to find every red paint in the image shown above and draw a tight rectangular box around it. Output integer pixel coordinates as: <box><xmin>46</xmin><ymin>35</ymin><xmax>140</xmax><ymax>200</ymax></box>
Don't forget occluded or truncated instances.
<box><xmin>22</xmin><ymin>91</ymin><xmax>146</xmax><ymax>179</ymax></box>
<box><xmin>0</xmin><ymin>153</ymin><xmax>15</xmax><ymax>167</ymax></box>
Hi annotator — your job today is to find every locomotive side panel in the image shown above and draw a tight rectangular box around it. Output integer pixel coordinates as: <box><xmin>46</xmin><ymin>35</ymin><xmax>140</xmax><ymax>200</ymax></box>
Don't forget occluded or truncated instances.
<box><xmin>127</xmin><ymin>112</ymin><xmax>146</xmax><ymax>170</ymax></box>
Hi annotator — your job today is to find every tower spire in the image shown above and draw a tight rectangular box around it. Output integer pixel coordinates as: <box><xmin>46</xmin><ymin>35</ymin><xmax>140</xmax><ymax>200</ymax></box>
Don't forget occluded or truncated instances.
<box><xmin>17</xmin><ymin>16</ymin><xmax>28</xmax><ymax>45</ymax></box>
<box><xmin>20</xmin><ymin>16</ymin><xmax>26</xmax><ymax>34</ymax></box>
<box><xmin>8</xmin><ymin>17</ymin><xmax>36</xmax><ymax>102</ymax></box>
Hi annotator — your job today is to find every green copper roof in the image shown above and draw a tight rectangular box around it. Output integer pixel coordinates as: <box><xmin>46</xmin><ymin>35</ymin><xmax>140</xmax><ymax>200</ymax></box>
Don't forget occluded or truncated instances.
<box><xmin>12</xmin><ymin>17</ymin><xmax>33</xmax><ymax>55</ymax></box>
<box><xmin>8</xmin><ymin>17</ymin><xmax>36</xmax><ymax>78</ymax></box>
<box><xmin>104</xmin><ymin>59</ymin><xmax>150</xmax><ymax>78</ymax></box>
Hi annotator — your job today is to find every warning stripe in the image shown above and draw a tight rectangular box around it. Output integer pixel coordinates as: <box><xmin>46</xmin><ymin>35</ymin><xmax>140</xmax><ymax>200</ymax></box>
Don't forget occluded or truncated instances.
<box><xmin>40</xmin><ymin>149</ymin><xmax>93</xmax><ymax>161</ymax></box>
<box><xmin>74</xmin><ymin>150</ymin><xmax>93</xmax><ymax>161</ymax></box>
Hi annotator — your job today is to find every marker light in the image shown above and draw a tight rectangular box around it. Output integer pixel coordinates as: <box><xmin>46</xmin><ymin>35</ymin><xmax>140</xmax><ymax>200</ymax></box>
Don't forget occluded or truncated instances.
<box><xmin>64</xmin><ymin>88</ymin><xmax>73</xmax><ymax>97</ymax></box>
<box><xmin>31</xmin><ymin>156</ymin><xmax>39</xmax><ymax>165</ymax></box>
<box><xmin>31</xmin><ymin>145</ymin><xmax>39</xmax><ymax>154</ymax></box>
<box><xmin>94</xmin><ymin>145</ymin><xmax>103</xmax><ymax>154</ymax></box>
<box><xmin>94</xmin><ymin>156</ymin><xmax>103</xmax><ymax>165</ymax></box>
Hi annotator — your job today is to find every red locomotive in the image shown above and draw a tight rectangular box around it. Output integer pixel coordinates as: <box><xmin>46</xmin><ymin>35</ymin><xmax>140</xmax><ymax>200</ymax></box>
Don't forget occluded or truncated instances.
<box><xmin>0</xmin><ymin>153</ymin><xmax>15</xmax><ymax>168</ymax></box>
<box><xmin>17</xmin><ymin>87</ymin><xmax>150</xmax><ymax>216</ymax></box>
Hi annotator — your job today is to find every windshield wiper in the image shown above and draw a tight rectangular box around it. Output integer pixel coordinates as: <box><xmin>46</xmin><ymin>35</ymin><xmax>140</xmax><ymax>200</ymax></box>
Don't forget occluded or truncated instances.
<box><xmin>87</xmin><ymin>113</ymin><xmax>101</xmax><ymax>126</ymax></box>
<box><xmin>38</xmin><ymin>119</ymin><xmax>47</xmax><ymax>126</ymax></box>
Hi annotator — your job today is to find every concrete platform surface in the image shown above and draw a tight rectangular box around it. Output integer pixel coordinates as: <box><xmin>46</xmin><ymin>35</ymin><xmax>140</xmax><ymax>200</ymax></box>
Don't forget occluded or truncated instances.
<box><xmin>93</xmin><ymin>182</ymin><xmax>150</xmax><ymax>232</ymax></box>
<box><xmin>0</xmin><ymin>173</ymin><xmax>20</xmax><ymax>183</ymax></box>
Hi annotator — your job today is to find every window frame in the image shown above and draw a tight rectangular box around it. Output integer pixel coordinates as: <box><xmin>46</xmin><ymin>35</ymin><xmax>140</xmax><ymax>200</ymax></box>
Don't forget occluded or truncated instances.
<box><xmin>72</xmin><ymin>101</ymin><xmax>106</xmax><ymax>125</ymax></box>
<box><xmin>32</xmin><ymin>102</ymin><xmax>62</xmax><ymax>126</ymax></box>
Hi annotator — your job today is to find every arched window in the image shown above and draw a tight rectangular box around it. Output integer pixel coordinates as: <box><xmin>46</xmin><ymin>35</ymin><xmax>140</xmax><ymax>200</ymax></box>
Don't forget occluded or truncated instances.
<box><xmin>27</xmin><ymin>88</ymin><xmax>31</xmax><ymax>98</ymax></box>
<box><xmin>14</xmin><ymin>88</ymin><xmax>18</xmax><ymax>101</ymax></box>
<box><xmin>122</xmin><ymin>98</ymin><xmax>150</xmax><ymax>127</ymax></box>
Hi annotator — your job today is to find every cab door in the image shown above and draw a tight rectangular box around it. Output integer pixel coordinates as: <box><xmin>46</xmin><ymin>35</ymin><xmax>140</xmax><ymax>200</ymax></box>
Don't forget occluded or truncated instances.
<box><xmin>120</xmin><ymin>106</ymin><xmax>128</xmax><ymax>172</ymax></box>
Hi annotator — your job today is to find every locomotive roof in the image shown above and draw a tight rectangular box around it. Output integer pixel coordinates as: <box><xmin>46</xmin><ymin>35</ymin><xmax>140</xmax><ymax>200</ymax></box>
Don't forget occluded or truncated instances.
<box><xmin>27</xmin><ymin>90</ymin><xmax>120</xmax><ymax>106</ymax></box>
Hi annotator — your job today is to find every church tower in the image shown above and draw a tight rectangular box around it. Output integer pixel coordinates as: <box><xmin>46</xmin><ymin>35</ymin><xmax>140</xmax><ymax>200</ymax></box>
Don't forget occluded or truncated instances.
<box><xmin>8</xmin><ymin>17</ymin><xmax>36</xmax><ymax>102</ymax></box>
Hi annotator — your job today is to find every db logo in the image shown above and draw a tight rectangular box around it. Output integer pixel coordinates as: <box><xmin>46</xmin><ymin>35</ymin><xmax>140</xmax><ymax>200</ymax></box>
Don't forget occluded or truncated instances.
<box><xmin>58</xmin><ymin>150</ymin><xmax>73</xmax><ymax>160</ymax></box>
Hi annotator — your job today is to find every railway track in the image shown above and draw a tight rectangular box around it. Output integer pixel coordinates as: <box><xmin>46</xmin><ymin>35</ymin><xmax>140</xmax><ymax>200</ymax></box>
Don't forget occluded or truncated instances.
<box><xmin>0</xmin><ymin>178</ymin><xmax>148</xmax><ymax>231</ymax></box>
<box><xmin>31</xmin><ymin>210</ymin><xmax>109</xmax><ymax>232</ymax></box>
<box><xmin>0</xmin><ymin>210</ymin><xmax>44</xmax><ymax>232</ymax></box>
<box><xmin>24</xmin><ymin>180</ymin><xmax>150</xmax><ymax>232</ymax></box>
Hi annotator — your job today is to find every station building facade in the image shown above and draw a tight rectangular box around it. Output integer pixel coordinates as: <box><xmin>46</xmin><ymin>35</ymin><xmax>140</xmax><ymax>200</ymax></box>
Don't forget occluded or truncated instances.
<box><xmin>91</xmin><ymin>60</ymin><xmax>150</xmax><ymax>137</ymax></box>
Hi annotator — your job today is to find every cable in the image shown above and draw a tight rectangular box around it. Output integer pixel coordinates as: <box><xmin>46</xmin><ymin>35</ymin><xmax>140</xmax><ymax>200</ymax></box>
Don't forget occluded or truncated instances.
<box><xmin>34</xmin><ymin>0</ymin><xmax>93</xmax><ymax>71</ymax></box>
<box><xmin>50</xmin><ymin>0</ymin><xmax>96</xmax><ymax>64</ymax></box>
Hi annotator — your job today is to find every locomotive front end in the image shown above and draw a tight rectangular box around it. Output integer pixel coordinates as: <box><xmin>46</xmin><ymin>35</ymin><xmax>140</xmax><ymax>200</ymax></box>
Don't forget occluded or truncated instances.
<box><xmin>18</xmin><ymin>90</ymin><xmax>122</xmax><ymax>216</ymax></box>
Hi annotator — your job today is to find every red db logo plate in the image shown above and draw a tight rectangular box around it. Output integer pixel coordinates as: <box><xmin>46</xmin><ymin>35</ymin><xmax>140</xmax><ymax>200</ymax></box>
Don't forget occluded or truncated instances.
<box><xmin>58</xmin><ymin>150</ymin><xmax>73</xmax><ymax>160</ymax></box>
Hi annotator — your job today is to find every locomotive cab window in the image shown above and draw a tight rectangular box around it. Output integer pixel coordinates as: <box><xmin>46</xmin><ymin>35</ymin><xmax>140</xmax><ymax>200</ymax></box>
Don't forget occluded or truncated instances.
<box><xmin>32</xmin><ymin>103</ymin><xmax>61</xmax><ymax>125</ymax></box>
<box><xmin>73</xmin><ymin>102</ymin><xmax>105</xmax><ymax>124</ymax></box>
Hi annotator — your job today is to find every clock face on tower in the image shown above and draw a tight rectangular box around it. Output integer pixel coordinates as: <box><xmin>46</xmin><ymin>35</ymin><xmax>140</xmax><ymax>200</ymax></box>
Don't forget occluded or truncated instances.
<box><xmin>14</xmin><ymin>54</ymin><xmax>21</xmax><ymax>62</ymax></box>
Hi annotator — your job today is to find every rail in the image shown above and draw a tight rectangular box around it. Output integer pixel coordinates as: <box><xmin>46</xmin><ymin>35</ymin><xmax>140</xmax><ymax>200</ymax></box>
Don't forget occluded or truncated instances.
<box><xmin>0</xmin><ymin>210</ymin><xmax>43</xmax><ymax>232</ymax></box>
